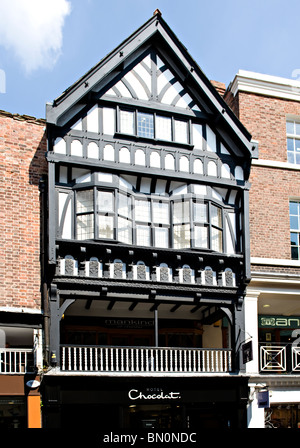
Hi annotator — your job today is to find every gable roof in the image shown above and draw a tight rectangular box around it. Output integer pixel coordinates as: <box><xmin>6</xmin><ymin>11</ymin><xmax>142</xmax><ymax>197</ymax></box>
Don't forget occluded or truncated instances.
<box><xmin>46</xmin><ymin>11</ymin><xmax>256</xmax><ymax>159</ymax></box>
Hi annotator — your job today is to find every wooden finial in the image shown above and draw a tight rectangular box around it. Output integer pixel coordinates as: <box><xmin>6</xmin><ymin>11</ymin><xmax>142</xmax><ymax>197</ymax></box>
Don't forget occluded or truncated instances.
<box><xmin>153</xmin><ymin>9</ymin><xmax>162</xmax><ymax>16</ymax></box>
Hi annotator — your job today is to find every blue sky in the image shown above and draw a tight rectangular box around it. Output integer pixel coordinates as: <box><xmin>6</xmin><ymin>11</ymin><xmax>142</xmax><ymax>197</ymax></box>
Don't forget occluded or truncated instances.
<box><xmin>0</xmin><ymin>0</ymin><xmax>299</xmax><ymax>119</ymax></box>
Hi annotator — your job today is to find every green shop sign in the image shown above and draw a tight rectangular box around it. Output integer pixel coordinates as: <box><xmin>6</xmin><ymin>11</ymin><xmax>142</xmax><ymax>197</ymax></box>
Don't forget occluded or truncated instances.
<box><xmin>259</xmin><ymin>315</ymin><xmax>300</xmax><ymax>329</ymax></box>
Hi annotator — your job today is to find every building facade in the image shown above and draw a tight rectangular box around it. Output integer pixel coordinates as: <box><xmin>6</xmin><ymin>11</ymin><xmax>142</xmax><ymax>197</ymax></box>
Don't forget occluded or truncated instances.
<box><xmin>41</xmin><ymin>13</ymin><xmax>256</xmax><ymax>429</ymax></box>
<box><xmin>7</xmin><ymin>13</ymin><xmax>299</xmax><ymax>430</ymax></box>
<box><xmin>224</xmin><ymin>70</ymin><xmax>300</xmax><ymax>428</ymax></box>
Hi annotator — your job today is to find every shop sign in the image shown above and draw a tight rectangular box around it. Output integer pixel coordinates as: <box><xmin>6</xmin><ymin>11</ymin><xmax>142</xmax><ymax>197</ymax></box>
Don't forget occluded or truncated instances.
<box><xmin>242</xmin><ymin>340</ymin><xmax>253</xmax><ymax>363</ymax></box>
<box><xmin>128</xmin><ymin>387</ymin><xmax>181</xmax><ymax>401</ymax></box>
<box><xmin>258</xmin><ymin>390</ymin><xmax>269</xmax><ymax>408</ymax></box>
<box><xmin>104</xmin><ymin>318</ymin><xmax>154</xmax><ymax>329</ymax></box>
<box><xmin>259</xmin><ymin>315</ymin><xmax>300</xmax><ymax>329</ymax></box>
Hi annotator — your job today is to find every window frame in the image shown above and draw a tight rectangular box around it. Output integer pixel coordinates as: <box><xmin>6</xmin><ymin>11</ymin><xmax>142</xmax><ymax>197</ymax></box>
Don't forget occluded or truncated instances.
<box><xmin>287</xmin><ymin>119</ymin><xmax>300</xmax><ymax>165</ymax></box>
<box><xmin>290</xmin><ymin>200</ymin><xmax>300</xmax><ymax>260</ymax></box>
<box><xmin>117</xmin><ymin>106</ymin><xmax>196</xmax><ymax>147</ymax></box>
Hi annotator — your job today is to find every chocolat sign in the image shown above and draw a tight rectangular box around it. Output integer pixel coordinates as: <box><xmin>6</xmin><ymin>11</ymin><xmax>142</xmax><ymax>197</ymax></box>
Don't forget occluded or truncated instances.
<box><xmin>128</xmin><ymin>387</ymin><xmax>181</xmax><ymax>401</ymax></box>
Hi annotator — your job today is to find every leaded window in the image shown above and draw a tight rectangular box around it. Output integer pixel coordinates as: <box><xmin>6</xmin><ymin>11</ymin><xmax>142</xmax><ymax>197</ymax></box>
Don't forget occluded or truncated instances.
<box><xmin>76</xmin><ymin>190</ymin><xmax>94</xmax><ymax>239</ymax></box>
<box><xmin>118</xmin><ymin>108</ymin><xmax>197</xmax><ymax>146</ymax></box>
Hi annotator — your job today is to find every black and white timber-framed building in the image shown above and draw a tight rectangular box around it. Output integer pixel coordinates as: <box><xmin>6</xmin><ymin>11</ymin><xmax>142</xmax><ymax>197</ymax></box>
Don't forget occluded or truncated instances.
<box><xmin>42</xmin><ymin>11</ymin><xmax>257</xmax><ymax>429</ymax></box>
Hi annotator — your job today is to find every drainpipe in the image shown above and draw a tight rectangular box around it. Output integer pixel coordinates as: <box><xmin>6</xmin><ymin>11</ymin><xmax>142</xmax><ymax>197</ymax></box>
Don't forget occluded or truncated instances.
<box><xmin>39</xmin><ymin>177</ymin><xmax>50</xmax><ymax>366</ymax></box>
<box><xmin>154</xmin><ymin>308</ymin><xmax>159</xmax><ymax>347</ymax></box>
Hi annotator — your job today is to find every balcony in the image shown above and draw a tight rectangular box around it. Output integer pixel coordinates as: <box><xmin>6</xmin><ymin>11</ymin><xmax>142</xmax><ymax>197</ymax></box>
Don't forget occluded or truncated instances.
<box><xmin>60</xmin><ymin>345</ymin><xmax>233</xmax><ymax>374</ymax></box>
<box><xmin>259</xmin><ymin>343</ymin><xmax>300</xmax><ymax>374</ymax></box>
<box><xmin>0</xmin><ymin>348</ymin><xmax>35</xmax><ymax>374</ymax></box>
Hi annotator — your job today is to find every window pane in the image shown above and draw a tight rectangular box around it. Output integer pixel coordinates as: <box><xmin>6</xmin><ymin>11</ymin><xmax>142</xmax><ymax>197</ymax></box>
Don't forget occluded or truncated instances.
<box><xmin>77</xmin><ymin>214</ymin><xmax>94</xmax><ymax>239</ymax></box>
<box><xmin>154</xmin><ymin>227</ymin><xmax>169</xmax><ymax>248</ymax></box>
<box><xmin>136</xmin><ymin>224</ymin><xmax>151</xmax><ymax>246</ymax></box>
<box><xmin>173</xmin><ymin>200</ymin><xmax>190</xmax><ymax>224</ymax></box>
<box><xmin>296</xmin><ymin>139</ymin><xmax>300</xmax><ymax>152</ymax></box>
<box><xmin>211</xmin><ymin>205</ymin><xmax>222</xmax><ymax>228</ymax></box>
<box><xmin>153</xmin><ymin>201</ymin><xmax>169</xmax><ymax>224</ymax></box>
<box><xmin>296</xmin><ymin>123</ymin><xmax>300</xmax><ymax>136</ymax></box>
<box><xmin>291</xmin><ymin>246</ymin><xmax>299</xmax><ymax>260</ymax></box>
<box><xmin>156</xmin><ymin>116</ymin><xmax>172</xmax><ymax>140</ymax></box>
<box><xmin>173</xmin><ymin>224</ymin><xmax>190</xmax><ymax>249</ymax></box>
<box><xmin>291</xmin><ymin>232</ymin><xmax>298</xmax><ymax>246</ymax></box>
<box><xmin>118</xmin><ymin>193</ymin><xmax>131</xmax><ymax>218</ymax></box>
<box><xmin>192</xmin><ymin>124</ymin><xmax>203</xmax><ymax>149</ymax></box>
<box><xmin>137</xmin><ymin>112</ymin><xmax>154</xmax><ymax>138</ymax></box>
<box><xmin>174</xmin><ymin>119</ymin><xmax>188</xmax><ymax>144</ymax></box>
<box><xmin>194</xmin><ymin>225</ymin><xmax>208</xmax><ymax>248</ymax></box>
<box><xmin>120</xmin><ymin>110</ymin><xmax>134</xmax><ymax>134</ymax></box>
<box><xmin>288</xmin><ymin>150</ymin><xmax>295</xmax><ymax>164</ymax></box>
<box><xmin>290</xmin><ymin>201</ymin><xmax>299</xmax><ymax>215</ymax></box>
<box><xmin>118</xmin><ymin>217</ymin><xmax>132</xmax><ymax>244</ymax></box>
<box><xmin>212</xmin><ymin>227</ymin><xmax>222</xmax><ymax>252</ymax></box>
<box><xmin>103</xmin><ymin>107</ymin><xmax>115</xmax><ymax>135</ymax></box>
<box><xmin>98</xmin><ymin>191</ymin><xmax>114</xmax><ymax>212</ymax></box>
<box><xmin>287</xmin><ymin>138</ymin><xmax>294</xmax><ymax>152</ymax></box>
<box><xmin>98</xmin><ymin>215</ymin><xmax>114</xmax><ymax>239</ymax></box>
<box><xmin>290</xmin><ymin>215</ymin><xmax>299</xmax><ymax>230</ymax></box>
<box><xmin>193</xmin><ymin>202</ymin><xmax>207</xmax><ymax>223</ymax></box>
<box><xmin>135</xmin><ymin>200</ymin><xmax>150</xmax><ymax>222</ymax></box>
<box><xmin>76</xmin><ymin>190</ymin><xmax>93</xmax><ymax>213</ymax></box>
<box><xmin>286</xmin><ymin>121</ymin><xmax>294</xmax><ymax>134</ymax></box>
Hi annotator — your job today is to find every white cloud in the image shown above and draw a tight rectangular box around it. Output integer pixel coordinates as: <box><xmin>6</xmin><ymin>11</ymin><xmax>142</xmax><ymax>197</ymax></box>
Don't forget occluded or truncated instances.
<box><xmin>0</xmin><ymin>0</ymin><xmax>71</xmax><ymax>73</ymax></box>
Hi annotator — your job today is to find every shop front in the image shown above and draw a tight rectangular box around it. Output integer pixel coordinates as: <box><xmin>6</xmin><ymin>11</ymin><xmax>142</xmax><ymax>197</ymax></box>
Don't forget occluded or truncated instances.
<box><xmin>0</xmin><ymin>375</ymin><xmax>41</xmax><ymax>428</ymax></box>
<box><xmin>42</xmin><ymin>375</ymin><xmax>249</xmax><ymax>430</ymax></box>
<box><xmin>258</xmin><ymin>315</ymin><xmax>300</xmax><ymax>373</ymax></box>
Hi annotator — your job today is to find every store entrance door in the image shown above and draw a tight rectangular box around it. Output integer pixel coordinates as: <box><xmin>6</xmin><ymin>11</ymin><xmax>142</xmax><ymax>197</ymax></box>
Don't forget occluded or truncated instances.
<box><xmin>124</xmin><ymin>404</ymin><xmax>185</xmax><ymax>429</ymax></box>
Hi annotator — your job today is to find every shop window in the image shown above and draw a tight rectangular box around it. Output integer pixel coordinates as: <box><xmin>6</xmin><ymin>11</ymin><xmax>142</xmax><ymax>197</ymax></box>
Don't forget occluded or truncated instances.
<box><xmin>0</xmin><ymin>398</ymin><xmax>26</xmax><ymax>429</ymax></box>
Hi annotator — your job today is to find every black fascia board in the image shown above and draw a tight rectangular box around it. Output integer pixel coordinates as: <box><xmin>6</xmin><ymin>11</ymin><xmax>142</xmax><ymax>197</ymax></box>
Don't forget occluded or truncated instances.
<box><xmin>46</xmin><ymin>12</ymin><xmax>254</xmax><ymax>159</ymax></box>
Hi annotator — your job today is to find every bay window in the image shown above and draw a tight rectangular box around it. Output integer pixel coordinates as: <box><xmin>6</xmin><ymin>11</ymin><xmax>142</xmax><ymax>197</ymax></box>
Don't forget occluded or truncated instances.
<box><xmin>74</xmin><ymin>184</ymin><xmax>226</xmax><ymax>252</ymax></box>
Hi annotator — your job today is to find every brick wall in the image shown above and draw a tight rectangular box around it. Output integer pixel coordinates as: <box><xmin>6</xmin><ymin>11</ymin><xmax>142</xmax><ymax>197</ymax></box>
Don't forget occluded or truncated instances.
<box><xmin>0</xmin><ymin>111</ymin><xmax>47</xmax><ymax>310</ymax></box>
<box><xmin>224</xmin><ymin>90</ymin><xmax>300</xmax><ymax>262</ymax></box>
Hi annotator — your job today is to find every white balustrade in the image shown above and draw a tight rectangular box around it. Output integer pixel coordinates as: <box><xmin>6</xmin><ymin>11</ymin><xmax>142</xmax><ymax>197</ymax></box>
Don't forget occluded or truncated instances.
<box><xmin>0</xmin><ymin>348</ymin><xmax>34</xmax><ymax>374</ymax></box>
<box><xmin>61</xmin><ymin>345</ymin><xmax>232</xmax><ymax>373</ymax></box>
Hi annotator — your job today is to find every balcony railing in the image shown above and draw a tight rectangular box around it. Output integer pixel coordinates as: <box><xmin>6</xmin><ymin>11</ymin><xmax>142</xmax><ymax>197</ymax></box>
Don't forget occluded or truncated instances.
<box><xmin>61</xmin><ymin>345</ymin><xmax>233</xmax><ymax>374</ymax></box>
<box><xmin>0</xmin><ymin>348</ymin><xmax>35</xmax><ymax>374</ymax></box>
<box><xmin>260</xmin><ymin>343</ymin><xmax>300</xmax><ymax>373</ymax></box>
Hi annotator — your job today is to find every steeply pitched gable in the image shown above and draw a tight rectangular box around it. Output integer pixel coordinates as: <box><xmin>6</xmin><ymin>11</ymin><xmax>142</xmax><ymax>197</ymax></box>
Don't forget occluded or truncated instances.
<box><xmin>46</xmin><ymin>11</ymin><xmax>256</xmax><ymax>161</ymax></box>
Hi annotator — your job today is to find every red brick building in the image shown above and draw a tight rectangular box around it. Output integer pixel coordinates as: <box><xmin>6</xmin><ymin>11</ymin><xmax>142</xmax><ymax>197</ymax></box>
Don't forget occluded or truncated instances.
<box><xmin>224</xmin><ymin>71</ymin><xmax>300</xmax><ymax>428</ymax></box>
<box><xmin>0</xmin><ymin>111</ymin><xmax>47</xmax><ymax>428</ymax></box>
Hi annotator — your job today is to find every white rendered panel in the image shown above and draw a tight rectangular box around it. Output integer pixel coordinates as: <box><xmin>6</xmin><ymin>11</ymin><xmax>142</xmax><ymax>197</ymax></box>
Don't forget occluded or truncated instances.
<box><xmin>86</xmin><ymin>106</ymin><xmax>98</xmax><ymax>133</ymax></box>
<box><xmin>87</xmin><ymin>142</ymin><xmax>99</xmax><ymax>159</ymax></box>
<box><xmin>71</xmin><ymin>140</ymin><xmax>83</xmax><ymax>157</ymax></box>
<box><xmin>59</xmin><ymin>192</ymin><xmax>72</xmax><ymax>239</ymax></box>
<box><xmin>124</xmin><ymin>71</ymin><xmax>148</xmax><ymax>100</ymax></box>
<box><xmin>54</xmin><ymin>137</ymin><xmax>66</xmax><ymax>154</ymax></box>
